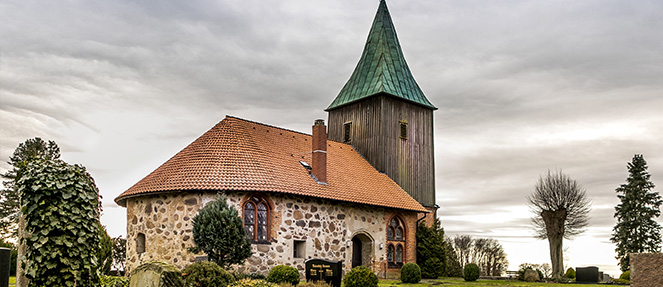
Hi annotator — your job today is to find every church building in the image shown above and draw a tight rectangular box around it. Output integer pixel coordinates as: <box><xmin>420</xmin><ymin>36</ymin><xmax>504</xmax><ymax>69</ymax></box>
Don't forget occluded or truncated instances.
<box><xmin>115</xmin><ymin>0</ymin><xmax>437</xmax><ymax>278</ymax></box>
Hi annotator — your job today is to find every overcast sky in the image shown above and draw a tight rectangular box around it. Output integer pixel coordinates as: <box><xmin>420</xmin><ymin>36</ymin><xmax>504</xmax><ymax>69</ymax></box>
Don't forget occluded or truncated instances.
<box><xmin>2</xmin><ymin>0</ymin><xmax>662</xmax><ymax>276</ymax></box>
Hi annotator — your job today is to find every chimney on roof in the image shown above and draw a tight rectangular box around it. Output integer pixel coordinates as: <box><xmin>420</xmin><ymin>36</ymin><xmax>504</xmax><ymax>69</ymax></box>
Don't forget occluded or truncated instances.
<box><xmin>312</xmin><ymin>119</ymin><xmax>327</xmax><ymax>184</ymax></box>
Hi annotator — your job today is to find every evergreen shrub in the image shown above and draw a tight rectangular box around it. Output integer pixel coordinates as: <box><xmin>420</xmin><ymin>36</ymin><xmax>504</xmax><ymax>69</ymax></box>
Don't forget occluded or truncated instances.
<box><xmin>620</xmin><ymin>270</ymin><xmax>630</xmax><ymax>280</ymax></box>
<box><xmin>420</xmin><ymin>257</ymin><xmax>443</xmax><ymax>279</ymax></box>
<box><xmin>266</xmin><ymin>265</ymin><xmax>300</xmax><ymax>285</ymax></box>
<box><xmin>463</xmin><ymin>263</ymin><xmax>480</xmax><ymax>282</ymax></box>
<box><xmin>564</xmin><ymin>267</ymin><xmax>576</xmax><ymax>279</ymax></box>
<box><xmin>400</xmin><ymin>263</ymin><xmax>422</xmax><ymax>283</ymax></box>
<box><xmin>342</xmin><ymin>266</ymin><xmax>378</xmax><ymax>287</ymax></box>
<box><xmin>183</xmin><ymin>261</ymin><xmax>234</xmax><ymax>287</ymax></box>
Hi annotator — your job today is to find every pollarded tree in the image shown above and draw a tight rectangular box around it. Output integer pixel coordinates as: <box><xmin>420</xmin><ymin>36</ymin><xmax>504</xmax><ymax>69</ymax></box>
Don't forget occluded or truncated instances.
<box><xmin>190</xmin><ymin>194</ymin><xmax>252</xmax><ymax>268</ymax></box>
<box><xmin>527</xmin><ymin>170</ymin><xmax>591</xmax><ymax>278</ymax></box>
<box><xmin>0</xmin><ymin>137</ymin><xmax>60</xmax><ymax>240</ymax></box>
<box><xmin>611</xmin><ymin>154</ymin><xmax>661</xmax><ymax>272</ymax></box>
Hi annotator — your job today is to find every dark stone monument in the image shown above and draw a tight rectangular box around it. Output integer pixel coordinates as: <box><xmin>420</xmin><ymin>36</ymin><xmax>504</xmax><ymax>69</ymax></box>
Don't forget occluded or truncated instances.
<box><xmin>576</xmin><ymin>266</ymin><xmax>599</xmax><ymax>283</ymax></box>
<box><xmin>305</xmin><ymin>259</ymin><xmax>342</xmax><ymax>287</ymax></box>
<box><xmin>0</xmin><ymin>248</ymin><xmax>10</xmax><ymax>287</ymax></box>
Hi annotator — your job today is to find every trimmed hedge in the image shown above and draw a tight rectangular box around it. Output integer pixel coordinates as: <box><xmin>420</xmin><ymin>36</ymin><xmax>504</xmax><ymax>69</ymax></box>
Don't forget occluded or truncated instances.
<box><xmin>266</xmin><ymin>265</ymin><xmax>300</xmax><ymax>285</ymax></box>
<box><xmin>183</xmin><ymin>261</ymin><xmax>234</xmax><ymax>287</ymax></box>
<box><xmin>400</xmin><ymin>263</ymin><xmax>422</xmax><ymax>283</ymax></box>
<box><xmin>343</xmin><ymin>266</ymin><xmax>378</xmax><ymax>287</ymax></box>
<box><xmin>463</xmin><ymin>263</ymin><xmax>480</xmax><ymax>282</ymax></box>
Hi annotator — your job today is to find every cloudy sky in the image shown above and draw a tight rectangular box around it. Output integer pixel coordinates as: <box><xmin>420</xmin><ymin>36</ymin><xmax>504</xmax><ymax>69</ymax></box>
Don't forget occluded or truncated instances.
<box><xmin>2</xmin><ymin>0</ymin><xmax>662</xmax><ymax>276</ymax></box>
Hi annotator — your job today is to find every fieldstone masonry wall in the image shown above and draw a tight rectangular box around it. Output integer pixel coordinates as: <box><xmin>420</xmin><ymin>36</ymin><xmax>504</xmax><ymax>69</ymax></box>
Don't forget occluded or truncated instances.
<box><xmin>125</xmin><ymin>191</ymin><xmax>419</xmax><ymax>278</ymax></box>
<box><xmin>630</xmin><ymin>253</ymin><xmax>663</xmax><ymax>287</ymax></box>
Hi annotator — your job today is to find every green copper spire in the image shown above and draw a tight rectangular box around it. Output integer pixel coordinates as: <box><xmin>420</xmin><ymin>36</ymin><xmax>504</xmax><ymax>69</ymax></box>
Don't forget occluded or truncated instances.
<box><xmin>326</xmin><ymin>0</ymin><xmax>436</xmax><ymax>111</ymax></box>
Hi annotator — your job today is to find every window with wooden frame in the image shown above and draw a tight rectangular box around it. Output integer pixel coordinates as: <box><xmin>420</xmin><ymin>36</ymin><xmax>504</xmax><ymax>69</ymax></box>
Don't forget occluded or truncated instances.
<box><xmin>343</xmin><ymin>122</ymin><xmax>352</xmax><ymax>142</ymax></box>
<box><xmin>399</xmin><ymin>121</ymin><xmax>408</xmax><ymax>139</ymax></box>
<box><xmin>243</xmin><ymin>195</ymin><xmax>270</xmax><ymax>243</ymax></box>
<box><xmin>386</xmin><ymin>216</ymin><xmax>406</xmax><ymax>267</ymax></box>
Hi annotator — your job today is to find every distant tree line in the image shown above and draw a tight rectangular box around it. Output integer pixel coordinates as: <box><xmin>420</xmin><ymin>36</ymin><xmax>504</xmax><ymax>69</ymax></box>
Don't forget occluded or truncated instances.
<box><xmin>452</xmin><ymin>235</ymin><xmax>508</xmax><ymax>276</ymax></box>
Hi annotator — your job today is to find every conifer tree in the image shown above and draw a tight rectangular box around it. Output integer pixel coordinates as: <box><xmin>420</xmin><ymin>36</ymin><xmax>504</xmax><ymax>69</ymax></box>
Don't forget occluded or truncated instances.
<box><xmin>190</xmin><ymin>194</ymin><xmax>252</xmax><ymax>268</ymax></box>
<box><xmin>611</xmin><ymin>154</ymin><xmax>662</xmax><ymax>272</ymax></box>
<box><xmin>0</xmin><ymin>138</ymin><xmax>60</xmax><ymax>239</ymax></box>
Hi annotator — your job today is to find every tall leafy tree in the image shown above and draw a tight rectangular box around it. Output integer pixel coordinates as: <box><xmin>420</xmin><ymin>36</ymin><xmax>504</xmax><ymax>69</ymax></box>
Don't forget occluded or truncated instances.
<box><xmin>189</xmin><ymin>194</ymin><xmax>251</xmax><ymax>268</ymax></box>
<box><xmin>611</xmin><ymin>154</ymin><xmax>662</xmax><ymax>272</ymax></box>
<box><xmin>527</xmin><ymin>170</ymin><xmax>591</xmax><ymax>278</ymax></box>
<box><xmin>0</xmin><ymin>138</ymin><xmax>60</xmax><ymax>239</ymax></box>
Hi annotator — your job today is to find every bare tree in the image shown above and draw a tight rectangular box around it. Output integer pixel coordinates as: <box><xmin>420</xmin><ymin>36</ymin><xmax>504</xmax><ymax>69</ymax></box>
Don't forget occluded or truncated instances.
<box><xmin>527</xmin><ymin>170</ymin><xmax>591</xmax><ymax>278</ymax></box>
<box><xmin>453</xmin><ymin>235</ymin><xmax>472</xmax><ymax>268</ymax></box>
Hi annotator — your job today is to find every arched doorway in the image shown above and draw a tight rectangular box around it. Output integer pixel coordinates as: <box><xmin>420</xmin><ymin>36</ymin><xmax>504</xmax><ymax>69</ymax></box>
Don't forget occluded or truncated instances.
<box><xmin>351</xmin><ymin>232</ymin><xmax>374</xmax><ymax>268</ymax></box>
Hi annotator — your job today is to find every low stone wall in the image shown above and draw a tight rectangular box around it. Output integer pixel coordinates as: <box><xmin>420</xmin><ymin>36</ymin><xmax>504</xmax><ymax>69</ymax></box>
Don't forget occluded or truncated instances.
<box><xmin>630</xmin><ymin>253</ymin><xmax>663</xmax><ymax>287</ymax></box>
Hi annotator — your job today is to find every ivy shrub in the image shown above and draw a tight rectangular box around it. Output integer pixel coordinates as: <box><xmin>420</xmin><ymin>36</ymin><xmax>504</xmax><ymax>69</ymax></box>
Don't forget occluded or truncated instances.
<box><xmin>564</xmin><ymin>267</ymin><xmax>576</xmax><ymax>279</ymax></box>
<box><xmin>100</xmin><ymin>275</ymin><xmax>129</xmax><ymax>287</ymax></box>
<box><xmin>18</xmin><ymin>159</ymin><xmax>102</xmax><ymax>287</ymax></box>
<box><xmin>183</xmin><ymin>261</ymin><xmax>234</xmax><ymax>287</ymax></box>
<box><xmin>266</xmin><ymin>265</ymin><xmax>300</xmax><ymax>285</ymax></box>
<box><xmin>463</xmin><ymin>263</ymin><xmax>480</xmax><ymax>282</ymax></box>
<box><xmin>342</xmin><ymin>266</ymin><xmax>378</xmax><ymax>287</ymax></box>
<box><xmin>400</xmin><ymin>263</ymin><xmax>422</xmax><ymax>283</ymax></box>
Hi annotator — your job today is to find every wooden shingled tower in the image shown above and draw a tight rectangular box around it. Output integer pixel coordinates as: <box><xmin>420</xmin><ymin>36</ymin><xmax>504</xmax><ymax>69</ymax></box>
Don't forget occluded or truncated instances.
<box><xmin>326</xmin><ymin>0</ymin><xmax>437</xmax><ymax>209</ymax></box>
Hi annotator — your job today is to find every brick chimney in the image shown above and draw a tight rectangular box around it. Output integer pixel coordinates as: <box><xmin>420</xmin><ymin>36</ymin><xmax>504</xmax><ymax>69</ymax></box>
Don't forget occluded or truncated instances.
<box><xmin>312</xmin><ymin>119</ymin><xmax>327</xmax><ymax>184</ymax></box>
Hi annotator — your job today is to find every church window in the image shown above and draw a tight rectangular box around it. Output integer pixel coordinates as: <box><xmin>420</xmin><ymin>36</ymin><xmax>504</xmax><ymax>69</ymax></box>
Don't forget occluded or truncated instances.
<box><xmin>388</xmin><ymin>217</ymin><xmax>404</xmax><ymax>241</ymax></box>
<box><xmin>387</xmin><ymin>216</ymin><xmax>406</xmax><ymax>267</ymax></box>
<box><xmin>395</xmin><ymin>244</ymin><xmax>403</xmax><ymax>263</ymax></box>
<box><xmin>136</xmin><ymin>233</ymin><xmax>146</xmax><ymax>254</ymax></box>
<box><xmin>400</xmin><ymin>121</ymin><xmax>408</xmax><ymax>139</ymax></box>
<box><xmin>343</xmin><ymin>122</ymin><xmax>352</xmax><ymax>142</ymax></box>
<box><xmin>243</xmin><ymin>196</ymin><xmax>270</xmax><ymax>243</ymax></box>
<box><xmin>387</xmin><ymin>244</ymin><xmax>394</xmax><ymax>262</ymax></box>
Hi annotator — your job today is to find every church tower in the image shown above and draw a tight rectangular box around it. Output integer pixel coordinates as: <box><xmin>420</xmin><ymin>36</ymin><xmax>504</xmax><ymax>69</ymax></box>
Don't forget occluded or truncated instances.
<box><xmin>326</xmin><ymin>0</ymin><xmax>437</xmax><ymax>210</ymax></box>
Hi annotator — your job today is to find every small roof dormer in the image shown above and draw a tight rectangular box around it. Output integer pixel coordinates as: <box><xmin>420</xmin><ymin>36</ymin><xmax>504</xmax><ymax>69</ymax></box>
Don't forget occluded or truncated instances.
<box><xmin>326</xmin><ymin>0</ymin><xmax>436</xmax><ymax>111</ymax></box>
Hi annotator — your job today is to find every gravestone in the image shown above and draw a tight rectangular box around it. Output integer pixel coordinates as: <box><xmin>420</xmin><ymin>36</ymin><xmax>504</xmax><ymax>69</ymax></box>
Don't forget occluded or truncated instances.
<box><xmin>129</xmin><ymin>261</ymin><xmax>184</xmax><ymax>287</ymax></box>
<box><xmin>194</xmin><ymin>256</ymin><xmax>208</xmax><ymax>262</ymax></box>
<box><xmin>576</xmin><ymin>266</ymin><xmax>599</xmax><ymax>283</ymax></box>
<box><xmin>0</xmin><ymin>248</ymin><xmax>9</xmax><ymax>287</ymax></box>
<box><xmin>305</xmin><ymin>259</ymin><xmax>342</xmax><ymax>287</ymax></box>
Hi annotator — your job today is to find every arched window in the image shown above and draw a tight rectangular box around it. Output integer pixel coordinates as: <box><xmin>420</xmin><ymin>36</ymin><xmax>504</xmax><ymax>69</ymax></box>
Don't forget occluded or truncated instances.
<box><xmin>243</xmin><ymin>196</ymin><xmax>270</xmax><ymax>243</ymax></box>
<box><xmin>387</xmin><ymin>216</ymin><xmax>406</xmax><ymax>267</ymax></box>
<box><xmin>387</xmin><ymin>244</ymin><xmax>394</xmax><ymax>262</ymax></box>
<box><xmin>387</xmin><ymin>217</ymin><xmax>404</xmax><ymax>241</ymax></box>
<box><xmin>396</xmin><ymin>244</ymin><xmax>403</xmax><ymax>263</ymax></box>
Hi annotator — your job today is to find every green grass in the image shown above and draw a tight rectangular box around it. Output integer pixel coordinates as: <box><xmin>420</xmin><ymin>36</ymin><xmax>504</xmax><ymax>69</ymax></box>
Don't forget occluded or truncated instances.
<box><xmin>378</xmin><ymin>277</ymin><xmax>614</xmax><ymax>287</ymax></box>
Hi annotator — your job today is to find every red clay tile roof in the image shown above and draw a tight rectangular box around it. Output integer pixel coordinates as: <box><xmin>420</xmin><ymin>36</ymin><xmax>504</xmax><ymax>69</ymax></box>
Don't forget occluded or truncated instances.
<box><xmin>115</xmin><ymin>116</ymin><xmax>426</xmax><ymax>212</ymax></box>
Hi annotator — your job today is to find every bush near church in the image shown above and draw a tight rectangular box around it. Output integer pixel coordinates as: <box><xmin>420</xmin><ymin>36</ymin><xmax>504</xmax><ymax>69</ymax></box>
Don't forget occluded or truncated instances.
<box><xmin>400</xmin><ymin>263</ymin><xmax>421</xmax><ymax>283</ymax></box>
<box><xmin>343</xmin><ymin>266</ymin><xmax>378</xmax><ymax>287</ymax></box>
<box><xmin>266</xmin><ymin>265</ymin><xmax>300</xmax><ymax>286</ymax></box>
<box><xmin>183</xmin><ymin>261</ymin><xmax>234</xmax><ymax>287</ymax></box>
<box><xmin>564</xmin><ymin>267</ymin><xmax>576</xmax><ymax>279</ymax></box>
<box><xmin>463</xmin><ymin>263</ymin><xmax>480</xmax><ymax>282</ymax></box>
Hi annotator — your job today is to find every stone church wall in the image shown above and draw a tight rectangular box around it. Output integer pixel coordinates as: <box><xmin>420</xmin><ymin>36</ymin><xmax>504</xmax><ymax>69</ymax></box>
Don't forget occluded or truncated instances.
<box><xmin>125</xmin><ymin>191</ymin><xmax>419</xmax><ymax>277</ymax></box>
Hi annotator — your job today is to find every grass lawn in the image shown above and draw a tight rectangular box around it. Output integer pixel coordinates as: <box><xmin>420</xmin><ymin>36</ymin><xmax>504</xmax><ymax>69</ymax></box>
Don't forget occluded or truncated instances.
<box><xmin>378</xmin><ymin>277</ymin><xmax>615</xmax><ymax>287</ymax></box>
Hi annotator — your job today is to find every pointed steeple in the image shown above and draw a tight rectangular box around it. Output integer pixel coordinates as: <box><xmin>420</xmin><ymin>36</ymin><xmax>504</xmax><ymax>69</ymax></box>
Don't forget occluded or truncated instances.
<box><xmin>326</xmin><ymin>0</ymin><xmax>436</xmax><ymax>111</ymax></box>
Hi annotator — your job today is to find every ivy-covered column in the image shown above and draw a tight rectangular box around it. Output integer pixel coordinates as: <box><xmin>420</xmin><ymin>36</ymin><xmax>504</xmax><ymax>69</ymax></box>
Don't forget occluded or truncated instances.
<box><xmin>17</xmin><ymin>159</ymin><xmax>102</xmax><ymax>287</ymax></box>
